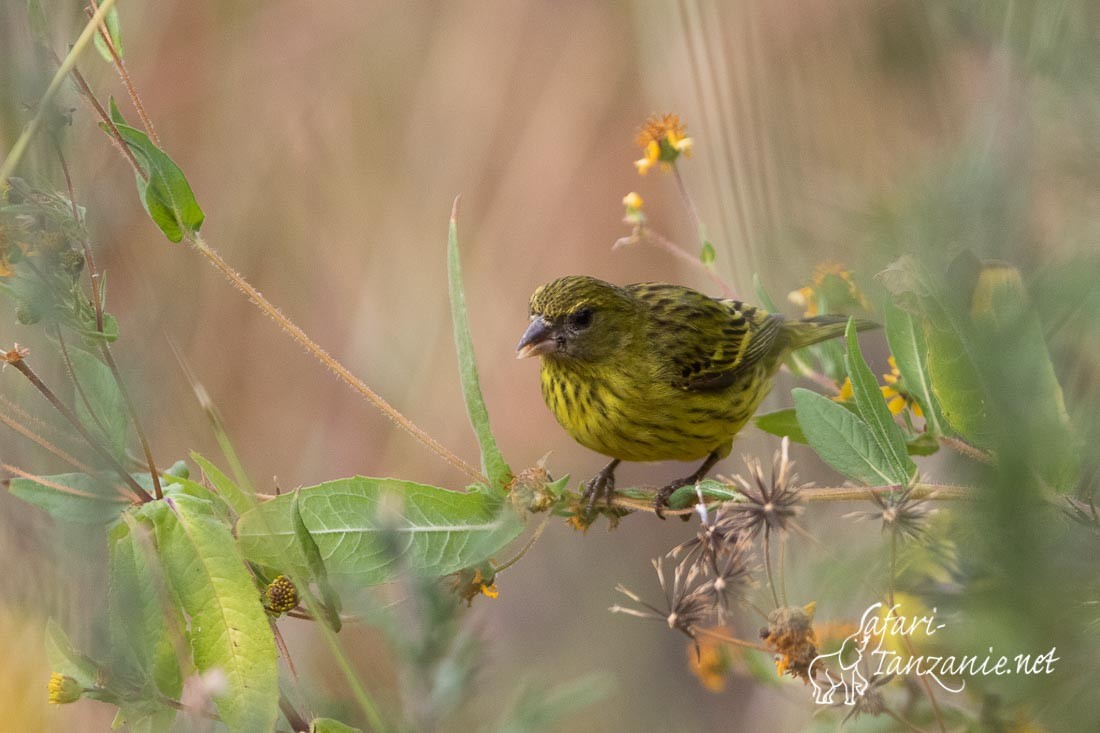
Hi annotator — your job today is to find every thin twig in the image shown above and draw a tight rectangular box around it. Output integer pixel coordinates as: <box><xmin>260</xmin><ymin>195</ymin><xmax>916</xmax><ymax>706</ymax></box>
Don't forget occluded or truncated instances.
<box><xmin>493</xmin><ymin>514</ymin><xmax>551</xmax><ymax>574</ymax></box>
<box><xmin>6</xmin><ymin>353</ymin><xmax>151</xmax><ymax>502</ymax></box>
<box><xmin>763</xmin><ymin>526</ymin><xmax>780</xmax><ymax>608</ymax></box>
<box><xmin>188</xmin><ymin>232</ymin><xmax>484</xmax><ymax>484</ymax></box>
<box><xmin>86</xmin><ymin>0</ymin><xmax>162</xmax><ymax>148</ymax></box>
<box><xmin>0</xmin><ymin>404</ymin><xmax>91</xmax><ymax>472</ymax></box>
<box><xmin>615</xmin><ymin>226</ymin><xmax>734</xmax><ymax>297</ymax></box>
<box><xmin>692</xmin><ymin>625</ymin><xmax>773</xmax><ymax>654</ymax></box>
<box><xmin>2</xmin><ymin>462</ymin><xmax>130</xmax><ymax>504</ymax></box>
<box><xmin>64</xmin><ymin>62</ymin><xmax>146</xmax><ymax>180</ymax></box>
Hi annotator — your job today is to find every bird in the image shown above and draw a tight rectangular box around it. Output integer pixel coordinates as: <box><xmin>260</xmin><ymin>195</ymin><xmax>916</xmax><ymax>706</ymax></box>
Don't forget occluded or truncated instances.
<box><xmin>516</xmin><ymin>275</ymin><xmax>874</xmax><ymax>518</ymax></box>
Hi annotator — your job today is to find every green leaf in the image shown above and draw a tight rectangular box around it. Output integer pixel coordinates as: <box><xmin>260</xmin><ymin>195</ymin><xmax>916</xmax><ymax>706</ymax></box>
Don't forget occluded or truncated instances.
<box><xmin>666</xmin><ymin>479</ymin><xmax>744</xmax><ymax>509</ymax></box>
<box><xmin>793</xmin><ymin>388</ymin><xmax>900</xmax><ymax>486</ymax></box>
<box><xmin>92</xmin><ymin>5</ymin><xmax>123</xmax><ymax>62</ymax></box>
<box><xmin>844</xmin><ymin>319</ymin><xmax>915</xmax><ymax>485</ymax></box>
<box><xmin>143</xmin><ymin>494</ymin><xmax>279</xmax><ymax>732</ymax></box>
<box><xmin>292</xmin><ymin>491</ymin><xmax>342</xmax><ymax>631</ymax></box>
<box><xmin>108</xmin><ymin>519</ymin><xmax>182</xmax><ymax>699</ymax></box>
<box><xmin>108</xmin><ymin>96</ymin><xmax>128</xmax><ymax>127</ymax></box>
<box><xmin>906</xmin><ymin>432</ymin><xmax>941</xmax><ymax>456</ymax></box>
<box><xmin>191</xmin><ymin>452</ymin><xmax>254</xmax><ymax>517</ymax></box>
<box><xmin>45</xmin><ymin>619</ymin><xmax>98</xmax><ymax>688</ymax></box>
<box><xmin>311</xmin><ymin>719</ymin><xmax>363</xmax><ymax>733</ymax></box>
<box><xmin>9</xmin><ymin>472</ymin><xmax>129</xmax><ymax>523</ymax></box>
<box><xmin>700</xmin><ymin>241</ymin><xmax>716</xmax><ymax>265</ymax></box>
<box><xmin>447</xmin><ymin>204</ymin><xmax>510</xmax><ymax>493</ymax></box>
<box><xmin>67</xmin><ymin>346</ymin><xmax>129</xmax><ymax>461</ymax></box>
<box><xmin>101</xmin><ymin>123</ymin><xmax>204</xmax><ymax>243</ymax></box>
<box><xmin>885</xmin><ymin>303</ymin><xmax>945</xmax><ymax>435</ymax></box>
<box><xmin>236</xmin><ymin>477</ymin><xmax>524</xmax><ymax>588</ymax></box>
<box><xmin>754</xmin><ymin>408</ymin><xmax>807</xmax><ymax>443</ymax></box>
<box><xmin>924</xmin><ymin>318</ymin><xmax>991</xmax><ymax>445</ymax></box>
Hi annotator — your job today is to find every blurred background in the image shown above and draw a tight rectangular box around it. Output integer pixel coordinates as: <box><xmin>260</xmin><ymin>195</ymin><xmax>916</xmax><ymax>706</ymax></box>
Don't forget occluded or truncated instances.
<box><xmin>2</xmin><ymin>1</ymin><xmax>1099</xmax><ymax>730</ymax></box>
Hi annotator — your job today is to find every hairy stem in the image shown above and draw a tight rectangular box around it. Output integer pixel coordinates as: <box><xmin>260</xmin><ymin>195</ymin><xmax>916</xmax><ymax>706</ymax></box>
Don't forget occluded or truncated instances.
<box><xmin>188</xmin><ymin>232</ymin><xmax>484</xmax><ymax>484</ymax></box>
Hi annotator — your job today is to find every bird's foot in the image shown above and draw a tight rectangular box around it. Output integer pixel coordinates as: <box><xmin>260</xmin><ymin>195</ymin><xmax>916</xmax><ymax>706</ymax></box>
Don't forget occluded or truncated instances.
<box><xmin>581</xmin><ymin>459</ymin><xmax>620</xmax><ymax>517</ymax></box>
<box><xmin>653</xmin><ymin>479</ymin><xmax>693</xmax><ymax>520</ymax></box>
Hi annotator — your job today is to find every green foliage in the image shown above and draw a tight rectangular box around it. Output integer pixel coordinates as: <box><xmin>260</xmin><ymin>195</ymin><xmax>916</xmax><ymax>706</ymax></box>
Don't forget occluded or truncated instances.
<box><xmin>447</xmin><ymin>206</ymin><xmax>511</xmax><ymax>493</ymax></box>
<box><xmin>101</xmin><ymin>120</ymin><xmax>204</xmax><ymax>242</ymax></box>
<box><xmin>68</xmin><ymin>346</ymin><xmax>129</xmax><ymax>460</ymax></box>
<box><xmin>107</xmin><ymin>518</ymin><xmax>182</xmax><ymax>701</ymax></box>
<box><xmin>237</xmin><ymin>477</ymin><xmax>523</xmax><ymax>588</ymax></box>
<box><xmin>45</xmin><ymin>619</ymin><xmax>99</xmax><ymax>689</ymax></box>
<box><xmin>311</xmin><ymin>719</ymin><xmax>363</xmax><ymax>733</ymax></box>
<box><xmin>757</xmin><ymin>406</ymin><xmax>939</xmax><ymax>457</ymax></box>
<box><xmin>699</xmin><ymin>241</ymin><xmax>716</xmax><ymax>265</ymax></box>
<box><xmin>292</xmin><ymin>491</ymin><xmax>342</xmax><ymax>631</ymax></box>
<box><xmin>884</xmin><ymin>302</ymin><xmax>946</xmax><ymax>435</ymax></box>
<box><xmin>190</xmin><ymin>451</ymin><xmax>254</xmax><ymax>517</ymax></box>
<box><xmin>843</xmin><ymin>319</ymin><xmax>916</xmax><ymax>483</ymax></box>
<box><xmin>143</xmin><ymin>494</ymin><xmax>279</xmax><ymax>732</ymax></box>
<box><xmin>92</xmin><ymin>5</ymin><xmax>123</xmax><ymax>61</ymax></box>
<box><xmin>793</xmin><ymin>388</ymin><xmax>905</xmax><ymax>486</ymax></box>
<box><xmin>9</xmin><ymin>472</ymin><xmax>129</xmax><ymax>524</ymax></box>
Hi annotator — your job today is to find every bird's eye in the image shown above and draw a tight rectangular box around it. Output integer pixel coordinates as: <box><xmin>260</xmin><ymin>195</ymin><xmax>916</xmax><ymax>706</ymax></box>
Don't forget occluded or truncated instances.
<box><xmin>569</xmin><ymin>308</ymin><xmax>593</xmax><ymax>329</ymax></box>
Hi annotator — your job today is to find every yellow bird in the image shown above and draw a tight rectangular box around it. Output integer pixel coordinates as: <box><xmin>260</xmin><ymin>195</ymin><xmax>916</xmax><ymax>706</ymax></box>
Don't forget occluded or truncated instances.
<box><xmin>517</xmin><ymin>275</ymin><xmax>871</xmax><ymax>517</ymax></box>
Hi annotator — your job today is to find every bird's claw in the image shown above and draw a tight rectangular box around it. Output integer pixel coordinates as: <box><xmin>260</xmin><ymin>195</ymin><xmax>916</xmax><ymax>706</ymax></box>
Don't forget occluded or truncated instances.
<box><xmin>581</xmin><ymin>467</ymin><xmax>616</xmax><ymax>516</ymax></box>
<box><xmin>653</xmin><ymin>481</ymin><xmax>687</xmax><ymax>520</ymax></box>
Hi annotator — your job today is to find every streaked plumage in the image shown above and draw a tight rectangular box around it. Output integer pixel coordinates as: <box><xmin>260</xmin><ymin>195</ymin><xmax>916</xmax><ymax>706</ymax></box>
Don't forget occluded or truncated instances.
<box><xmin>517</xmin><ymin>275</ymin><xmax>871</xmax><ymax>516</ymax></box>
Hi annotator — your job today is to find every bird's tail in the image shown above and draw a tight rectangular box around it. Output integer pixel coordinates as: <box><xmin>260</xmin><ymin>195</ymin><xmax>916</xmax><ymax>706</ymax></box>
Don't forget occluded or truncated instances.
<box><xmin>780</xmin><ymin>315</ymin><xmax>879</xmax><ymax>351</ymax></box>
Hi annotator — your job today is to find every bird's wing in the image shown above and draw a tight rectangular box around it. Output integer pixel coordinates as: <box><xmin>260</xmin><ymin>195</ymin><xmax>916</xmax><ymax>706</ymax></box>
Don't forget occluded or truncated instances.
<box><xmin>628</xmin><ymin>283</ymin><xmax>785</xmax><ymax>392</ymax></box>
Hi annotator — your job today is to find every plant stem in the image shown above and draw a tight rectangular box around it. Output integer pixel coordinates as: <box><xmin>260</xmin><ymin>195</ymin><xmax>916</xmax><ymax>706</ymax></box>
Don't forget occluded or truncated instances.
<box><xmin>302</xmin><ymin>588</ymin><xmax>387</xmax><ymax>732</ymax></box>
<box><xmin>86</xmin><ymin>0</ymin><xmax>162</xmax><ymax>148</ymax></box>
<box><xmin>0</xmin><ymin>0</ymin><xmax>118</xmax><ymax>181</ymax></box>
<box><xmin>1</xmin><ymin>462</ymin><xmax>129</xmax><ymax>503</ymax></box>
<box><xmin>7</xmin><ymin>354</ymin><xmax>151</xmax><ymax>502</ymax></box>
<box><xmin>0</xmin><ymin>408</ymin><xmax>91</xmax><ymax>472</ymax></box>
<box><xmin>100</xmin><ymin>345</ymin><xmax>163</xmax><ymax>498</ymax></box>
<box><xmin>615</xmin><ymin>225</ymin><xmax>734</xmax><ymax>297</ymax></box>
<box><xmin>492</xmin><ymin>514</ymin><xmax>551</xmax><ymax>574</ymax></box>
<box><xmin>692</xmin><ymin>625</ymin><xmax>773</xmax><ymax>653</ymax></box>
<box><xmin>65</xmin><ymin>63</ymin><xmax>146</xmax><ymax>179</ymax></box>
<box><xmin>188</xmin><ymin>232</ymin><xmax>484</xmax><ymax>485</ymax></box>
<box><xmin>763</xmin><ymin>526</ymin><xmax>780</xmax><ymax>608</ymax></box>
<box><xmin>939</xmin><ymin>435</ymin><xmax>994</xmax><ymax>464</ymax></box>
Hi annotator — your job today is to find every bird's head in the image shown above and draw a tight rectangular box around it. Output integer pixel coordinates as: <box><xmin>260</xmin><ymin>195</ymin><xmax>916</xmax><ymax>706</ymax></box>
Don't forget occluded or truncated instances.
<box><xmin>516</xmin><ymin>275</ymin><xmax>636</xmax><ymax>363</ymax></box>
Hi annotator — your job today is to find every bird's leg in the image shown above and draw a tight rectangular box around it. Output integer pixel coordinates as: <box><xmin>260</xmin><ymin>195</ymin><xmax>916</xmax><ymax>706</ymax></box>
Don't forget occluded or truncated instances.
<box><xmin>653</xmin><ymin>450</ymin><xmax>721</xmax><ymax>519</ymax></box>
<box><xmin>582</xmin><ymin>458</ymin><xmax>621</xmax><ymax>513</ymax></box>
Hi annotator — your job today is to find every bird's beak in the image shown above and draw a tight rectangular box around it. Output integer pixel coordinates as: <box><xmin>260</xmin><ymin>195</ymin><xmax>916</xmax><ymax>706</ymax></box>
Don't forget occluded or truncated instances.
<box><xmin>516</xmin><ymin>317</ymin><xmax>556</xmax><ymax>359</ymax></box>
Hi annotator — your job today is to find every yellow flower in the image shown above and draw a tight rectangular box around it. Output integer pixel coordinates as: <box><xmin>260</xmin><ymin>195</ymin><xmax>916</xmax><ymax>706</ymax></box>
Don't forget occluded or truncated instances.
<box><xmin>474</xmin><ymin>568</ymin><xmax>499</xmax><ymax>599</ymax></box>
<box><xmin>787</xmin><ymin>262</ymin><xmax>869</xmax><ymax>318</ymax></box>
<box><xmin>47</xmin><ymin>673</ymin><xmax>82</xmax><ymax>705</ymax></box>
<box><xmin>688</xmin><ymin>632</ymin><xmax>734</xmax><ymax>692</ymax></box>
<box><xmin>880</xmin><ymin>356</ymin><xmax>923</xmax><ymax>418</ymax></box>
<box><xmin>452</xmin><ymin>565</ymin><xmax>500</xmax><ymax>605</ymax></box>
<box><xmin>633</xmin><ymin>113</ymin><xmax>694</xmax><ymax>175</ymax></box>
<box><xmin>622</xmin><ymin>191</ymin><xmax>644</xmax><ymax>211</ymax></box>
<box><xmin>834</xmin><ymin>377</ymin><xmax>854</xmax><ymax>403</ymax></box>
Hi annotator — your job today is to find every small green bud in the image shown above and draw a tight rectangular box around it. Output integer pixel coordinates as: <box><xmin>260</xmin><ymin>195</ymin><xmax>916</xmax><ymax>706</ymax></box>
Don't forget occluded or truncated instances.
<box><xmin>263</xmin><ymin>575</ymin><xmax>299</xmax><ymax>614</ymax></box>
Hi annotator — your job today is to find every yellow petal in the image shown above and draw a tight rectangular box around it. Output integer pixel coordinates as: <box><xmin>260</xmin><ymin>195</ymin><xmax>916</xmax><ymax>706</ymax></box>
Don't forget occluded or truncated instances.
<box><xmin>887</xmin><ymin>395</ymin><xmax>906</xmax><ymax>416</ymax></box>
<box><xmin>622</xmin><ymin>191</ymin><xmax>643</xmax><ymax>210</ymax></box>
<box><xmin>479</xmin><ymin>583</ymin><xmax>499</xmax><ymax>599</ymax></box>
<box><xmin>912</xmin><ymin>401</ymin><xmax>924</xmax><ymax>418</ymax></box>
<box><xmin>634</xmin><ymin>157</ymin><xmax>654</xmax><ymax>175</ymax></box>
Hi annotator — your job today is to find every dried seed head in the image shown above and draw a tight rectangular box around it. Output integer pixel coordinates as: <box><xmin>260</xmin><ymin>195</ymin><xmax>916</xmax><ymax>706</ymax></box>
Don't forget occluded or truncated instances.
<box><xmin>726</xmin><ymin>438</ymin><xmax>805</xmax><ymax>539</ymax></box>
<box><xmin>845</xmin><ymin>486</ymin><xmax>934</xmax><ymax>540</ymax></box>
<box><xmin>761</xmin><ymin>602</ymin><xmax>817</xmax><ymax>682</ymax></box>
